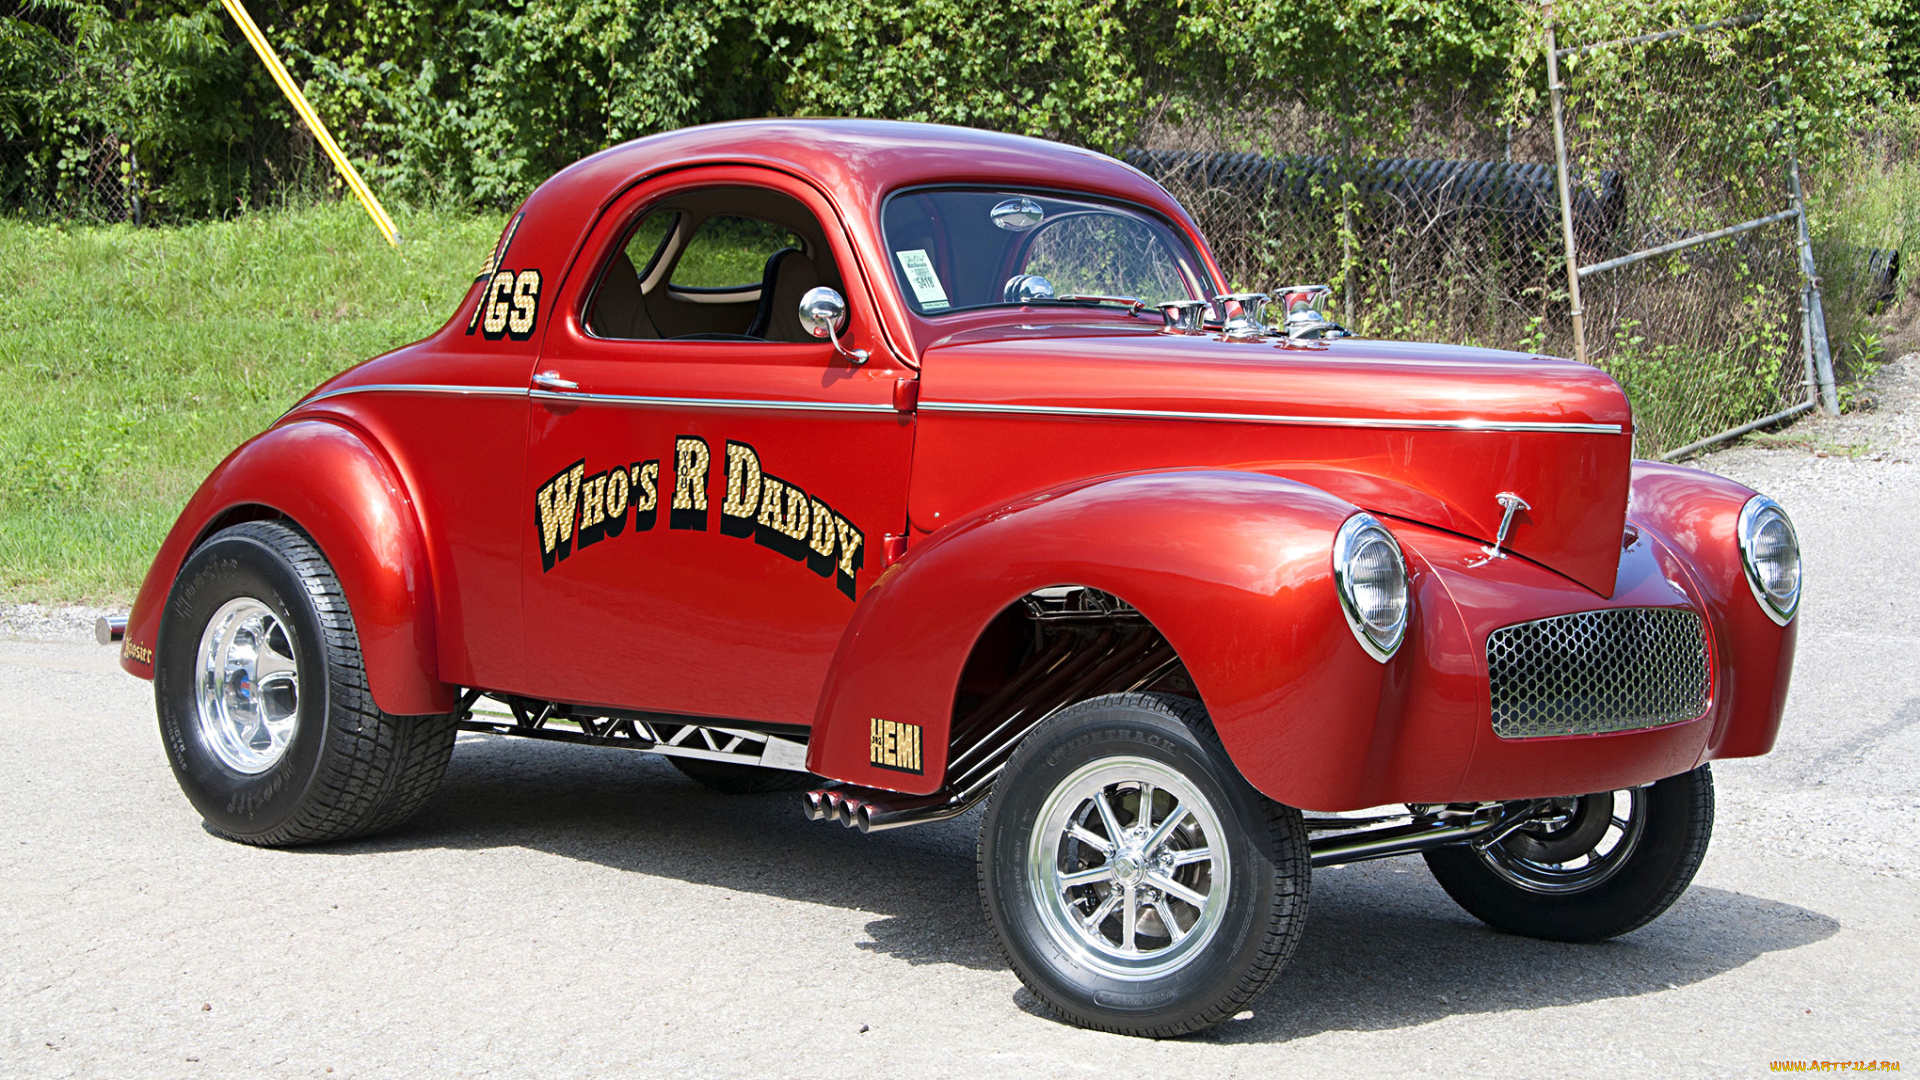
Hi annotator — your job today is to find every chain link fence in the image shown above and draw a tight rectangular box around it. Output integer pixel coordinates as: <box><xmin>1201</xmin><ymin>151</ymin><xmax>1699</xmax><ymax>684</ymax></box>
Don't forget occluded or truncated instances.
<box><xmin>1</xmin><ymin>2</ymin><xmax>139</xmax><ymax>222</ymax></box>
<box><xmin>1127</xmin><ymin>12</ymin><xmax>1852</xmax><ymax>457</ymax></box>
<box><xmin>0</xmin><ymin>1</ymin><xmax>322</xmax><ymax>223</ymax></box>
<box><xmin>1544</xmin><ymin>11</ymin><xmax>1834</xmax><ymax>457</ymax></box>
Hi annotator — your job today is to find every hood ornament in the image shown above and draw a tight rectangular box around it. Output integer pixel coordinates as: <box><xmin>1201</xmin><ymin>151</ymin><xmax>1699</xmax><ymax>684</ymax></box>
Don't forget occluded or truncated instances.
<box><xmin>1474</xmin><ymin>492</ymin><xmax>1531</xmax><ymax>564</ymax></box>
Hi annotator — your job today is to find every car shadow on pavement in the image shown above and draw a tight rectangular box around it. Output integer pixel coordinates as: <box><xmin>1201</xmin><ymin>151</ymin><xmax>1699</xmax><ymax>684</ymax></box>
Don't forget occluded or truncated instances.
<box><xmin>337</xmin><ymin>735</ymin><xmax>1842</xmax><ymax>1037</ymax></box>
<box><xmin>337</xmin><ymin>735</ymin><xmax>1012</xmax><ymax>971</ymax></box>
<box><xmin>1185</xmin><ymin>864</ymin><xmax>1839</xmax><ymax>1043</ymax></box>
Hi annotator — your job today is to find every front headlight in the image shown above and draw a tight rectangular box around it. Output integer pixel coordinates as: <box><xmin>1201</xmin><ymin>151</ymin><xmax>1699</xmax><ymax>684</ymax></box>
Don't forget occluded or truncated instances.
<box><xmin>1738</xmin><ymin>495</ymin><xmax>1801</xmax><ymax>625</ymax></box>
<box><xmin>1333</xmin><ymin>513</ymin><xmax>1409</xmax><ymax>661</ymax></box>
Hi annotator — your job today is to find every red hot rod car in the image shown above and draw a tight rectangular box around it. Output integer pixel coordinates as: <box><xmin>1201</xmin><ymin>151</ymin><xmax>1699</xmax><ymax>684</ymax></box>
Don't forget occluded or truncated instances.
<box><xmin>109</xmin><ymin>120</ymin><xmax>1802</xmax><ymax>1037</ymax></box>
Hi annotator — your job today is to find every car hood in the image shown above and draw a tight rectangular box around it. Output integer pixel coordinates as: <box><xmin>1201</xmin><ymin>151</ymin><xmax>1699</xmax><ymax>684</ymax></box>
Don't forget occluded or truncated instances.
<box><xmin>915</xmin><ymin>323</ymin><xmax>1634</xmax><ymax>596</ymax></box>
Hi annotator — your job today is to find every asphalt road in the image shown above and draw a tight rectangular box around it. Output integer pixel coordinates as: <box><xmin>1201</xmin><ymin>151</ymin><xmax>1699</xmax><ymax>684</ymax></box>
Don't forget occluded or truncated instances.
<box><xmin>5</xmin><ymin>366</ymin><xmax>1919</xmax><ymax>1078</ymax></box>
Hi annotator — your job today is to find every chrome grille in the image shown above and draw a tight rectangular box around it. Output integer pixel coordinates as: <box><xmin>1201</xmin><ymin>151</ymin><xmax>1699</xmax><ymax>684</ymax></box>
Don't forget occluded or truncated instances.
<box><xmin>1486</xmin><ymin>608</ymin><xmax>1709</xmax><ymax>739</ymax></box>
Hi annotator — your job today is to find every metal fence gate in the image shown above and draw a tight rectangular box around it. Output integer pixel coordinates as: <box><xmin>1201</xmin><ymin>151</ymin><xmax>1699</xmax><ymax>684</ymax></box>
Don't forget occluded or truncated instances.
<box><xmin>1543</xmin><ymin>8</ymin><xmax>1840</xmax><ymax>460</ymax></box>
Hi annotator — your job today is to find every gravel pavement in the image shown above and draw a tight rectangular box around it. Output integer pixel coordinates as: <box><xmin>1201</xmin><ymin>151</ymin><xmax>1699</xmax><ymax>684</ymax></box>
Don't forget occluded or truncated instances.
<box><xmin>5</xmin><ymin>365</ymin><xmax>1919</xmax><ymax>1078</ymax></box>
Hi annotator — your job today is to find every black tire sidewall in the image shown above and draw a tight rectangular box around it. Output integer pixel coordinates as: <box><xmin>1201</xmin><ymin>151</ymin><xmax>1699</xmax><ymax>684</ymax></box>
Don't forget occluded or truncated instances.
<box><xmin>1423</xmin><ymin>766</ymin><xmax>1712</xmax><ymax>942</ymax></box>
<box><xmin>155</xmin><ymin>529</ymin><xmax>332</xmax><ymax>840</ymax></box>
<box><xmin>981</xmin><ymin>697</ymin><xmax>1293</xmax><ymax>1033</ymax></box>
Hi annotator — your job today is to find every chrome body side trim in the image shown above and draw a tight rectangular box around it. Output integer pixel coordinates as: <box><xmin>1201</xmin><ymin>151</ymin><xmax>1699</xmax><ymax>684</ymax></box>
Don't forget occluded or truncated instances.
<box><xmin>300</xmin><ymin>383</ymin><xmax>531</xmax><ymax>407</ymax></box>
<box><xmin>528</xmin><ymin>389</ymin><xmax>896</xmax><ymax>413</ymax></box>
<box><xmin>293</xmin><ymin>382</ymin><xmax>895</xmax><ymax>415</ymax></box>
<box><xmin>917</xmin><ymin>400</ymin><xmax>1624</xmax><ymax>435</ymax></box>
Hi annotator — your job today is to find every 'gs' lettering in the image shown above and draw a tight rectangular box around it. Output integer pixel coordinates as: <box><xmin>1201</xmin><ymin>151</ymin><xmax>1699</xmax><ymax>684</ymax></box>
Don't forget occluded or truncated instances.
<box><xmin>467</xmin><ymin>268</ymin><xmax>542</xmax><ymax>341</ymax></box>
<box><xmin>531</xmin><ymin>437</ymin><xmax>866</xmax><ymax>599</ymax></box>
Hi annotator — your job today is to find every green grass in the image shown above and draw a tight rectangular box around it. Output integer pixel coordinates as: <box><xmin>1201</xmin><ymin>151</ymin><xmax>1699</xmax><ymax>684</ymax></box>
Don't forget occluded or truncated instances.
<box><xmin>0</xmin><ymin>202</ymin><xmax>504</xmax><ymax>602</ymax></box>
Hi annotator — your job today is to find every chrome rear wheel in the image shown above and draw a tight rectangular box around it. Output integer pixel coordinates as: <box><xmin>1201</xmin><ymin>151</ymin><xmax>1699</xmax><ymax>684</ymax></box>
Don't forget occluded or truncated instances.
<box><xmin>194</xmin><ymin>597</ymin><xmax>301</xmax><ymax>774</ymax></box>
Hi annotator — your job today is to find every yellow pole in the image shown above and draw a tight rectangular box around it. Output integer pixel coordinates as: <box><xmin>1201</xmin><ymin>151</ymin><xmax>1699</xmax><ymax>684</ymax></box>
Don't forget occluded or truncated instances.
<box><xmin>218</xmin><ymin>0</ymin><xmax>399</xmax><ymax>246</ymax></box>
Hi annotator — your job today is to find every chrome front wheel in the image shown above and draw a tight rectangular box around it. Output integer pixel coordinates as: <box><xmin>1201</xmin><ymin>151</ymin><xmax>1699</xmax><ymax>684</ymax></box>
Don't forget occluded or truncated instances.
<box><xmin>1029</xmin><ymin>756</ymin><xmax>1231</xmax><ymax>980</ymax></box>
<box><xmin>980</xmin><ymin>692</ymin><xmax>1309</xmax><ymax>1037</ymax></box>
<box><xmin>1475</xmin><ymin>788</ymin><xmax>1648</xmax><ymax>895</ymax></box>
<box><xmin>1424</xmin><ymin>766</ymin><xmax>1714</xmax><ymax>942</ymax></box>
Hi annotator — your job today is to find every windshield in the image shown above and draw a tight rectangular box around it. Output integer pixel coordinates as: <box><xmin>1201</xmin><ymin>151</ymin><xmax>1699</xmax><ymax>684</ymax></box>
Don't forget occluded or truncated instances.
<box><xmin>880</xmin><ymin>188</ymin><xmax>1210</xmax><ymax>317</ymax></box>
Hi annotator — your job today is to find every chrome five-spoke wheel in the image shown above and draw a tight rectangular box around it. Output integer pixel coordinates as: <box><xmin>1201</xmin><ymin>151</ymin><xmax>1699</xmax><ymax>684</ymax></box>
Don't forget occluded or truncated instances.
<box><xmin>195</xmin><ymin>597</ymin><xmax>301</xmax><ymax>774</ymax></box>
<box><xmin>1030</xmin><ymin>757</ymin><xmax>1230</xmax><ymax>979</ymax></box>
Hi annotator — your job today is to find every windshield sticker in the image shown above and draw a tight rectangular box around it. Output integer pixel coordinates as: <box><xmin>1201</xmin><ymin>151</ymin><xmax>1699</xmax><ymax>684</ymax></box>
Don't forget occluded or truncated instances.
<box><xmin>896</xmin><ymin>249</ymin><xmax>950</xmax><ymax>311</ymax></box>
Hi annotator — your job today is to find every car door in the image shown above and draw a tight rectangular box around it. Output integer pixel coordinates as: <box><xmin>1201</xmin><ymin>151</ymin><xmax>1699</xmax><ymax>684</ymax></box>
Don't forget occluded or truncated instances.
<box><xmin>515</xmin><ymin>166</ymin><xmax>915</xmax><ymax>726</ymax></box>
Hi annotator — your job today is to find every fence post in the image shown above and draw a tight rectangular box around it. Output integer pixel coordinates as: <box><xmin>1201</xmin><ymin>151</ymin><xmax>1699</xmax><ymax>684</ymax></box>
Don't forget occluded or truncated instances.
<box><xmin>1543</xmin><ymin>4</ymin><xmax>1589</xmax><ymax>367</ymax></box>
<box><xmin>1341</xmin><ymin>81</ymin><xmax>1356</xmax><ymax>324</ymax></box>
<box><xmin>1787</xmin><ymin>152</ymin><xmax>1841</xmax><ymax>415</ymax></box>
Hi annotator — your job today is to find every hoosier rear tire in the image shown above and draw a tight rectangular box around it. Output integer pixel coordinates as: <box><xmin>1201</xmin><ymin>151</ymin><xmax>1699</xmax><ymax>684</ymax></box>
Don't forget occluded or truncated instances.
<box><xmin>155</xmin><ymin>521</ymin><xmax>457</xmax><ymax>847</ymax></box>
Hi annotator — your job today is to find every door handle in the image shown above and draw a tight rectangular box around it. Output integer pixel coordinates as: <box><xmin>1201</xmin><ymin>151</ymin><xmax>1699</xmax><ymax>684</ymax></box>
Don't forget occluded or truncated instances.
<box><xmin>531</xmin><ymin>371</ymin><xmax>578</xmax><ymax>392</ymax></box>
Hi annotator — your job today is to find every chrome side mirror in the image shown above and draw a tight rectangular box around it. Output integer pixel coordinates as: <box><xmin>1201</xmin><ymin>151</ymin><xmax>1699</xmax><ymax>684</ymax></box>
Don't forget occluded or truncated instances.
<box><xmin>1003</xmin><ymin>274</ymin><xmax>1056</xmax><ymax>303</ymax></box>
<box><xmin>798</xmin><ymin>286</ymin><xmax>868</xmax><ymax>365</ymax></box>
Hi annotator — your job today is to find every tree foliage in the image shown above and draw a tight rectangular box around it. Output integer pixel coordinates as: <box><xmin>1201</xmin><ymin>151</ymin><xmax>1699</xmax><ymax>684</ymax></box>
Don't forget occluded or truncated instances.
<box><xmin>0</xmin><ymin>0</ymin><xmax>1896</xmax><ymax>218</ymax></box>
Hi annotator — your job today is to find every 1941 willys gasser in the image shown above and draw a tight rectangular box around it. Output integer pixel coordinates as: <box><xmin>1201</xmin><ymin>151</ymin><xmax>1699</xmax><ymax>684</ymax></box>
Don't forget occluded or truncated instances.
<box><xmin>108</xmin><ymin>119</ymin><xmax>1802</xmax><ymax>1037</ymax></box>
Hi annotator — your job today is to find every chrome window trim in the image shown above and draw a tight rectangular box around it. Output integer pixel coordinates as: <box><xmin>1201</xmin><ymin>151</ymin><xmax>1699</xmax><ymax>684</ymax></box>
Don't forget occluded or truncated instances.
<box><xmin>1737</xmin><ymin>494</ymin><xmax>1801</xmax><ymax>626</ymax></box>
<box><xmin>918</xmin><ymin>400</ymin><xmax>1623</xmax><ymax>435</ymax></box>
<box><xmin>880</xmin><ymin>183</ymin><xmax>1218</xmax><ymax>319</ymax></box>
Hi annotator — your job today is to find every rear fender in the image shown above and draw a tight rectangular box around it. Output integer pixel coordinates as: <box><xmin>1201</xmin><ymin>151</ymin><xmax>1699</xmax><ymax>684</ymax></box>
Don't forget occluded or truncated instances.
<box><xmin>807</xmin><ymin>470</ymin><xmax>1389</xmax><ymax>805</ymax></box>
<box><xmin>121</xmin><ymin>420</ymin><xmax>454</xmax><ymax>716</ymax></box>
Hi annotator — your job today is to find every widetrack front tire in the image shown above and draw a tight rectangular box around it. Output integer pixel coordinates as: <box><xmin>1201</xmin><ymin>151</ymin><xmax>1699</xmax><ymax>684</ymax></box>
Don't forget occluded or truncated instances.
<box><xmin>155</xmin><ymin>521</ymin><xmax>457</xmax><ymax>847</ymax></box>
<box><xmin>979</xmin><ymin>692</ymin><xmax>1310</xmax><ymax>1038</ymax></box>
<box><xmin>668</xmin><ymin>756</ymin><xmax>818</xmax><ymax>794</ymax></box>
<box><xmin>1423</xmin><ymin>765</ymin><xmax>1715</xmax><ymax>943</ymax></box>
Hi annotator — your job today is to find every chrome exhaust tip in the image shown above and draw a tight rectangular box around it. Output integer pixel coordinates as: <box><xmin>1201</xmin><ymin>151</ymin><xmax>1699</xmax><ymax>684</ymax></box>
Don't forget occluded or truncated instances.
<box><xmin>95</xmin><ymin>615</ymin><xmax>127</xmax><ymax>646</ymax></box>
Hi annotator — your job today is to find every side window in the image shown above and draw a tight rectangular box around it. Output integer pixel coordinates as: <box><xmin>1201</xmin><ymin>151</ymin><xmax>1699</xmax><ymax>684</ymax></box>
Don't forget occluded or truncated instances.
<box><xmin>626</xmin><ymin>210</ymin><xmax>678</xmax><ymax>280</ymax></box>
<box><xmin>671</xmin><ymin>216</ymin><xmax>803</xmax><ymax>289</ymax></box>
<box><xmin>587</xmin><ymin>186</ymin><xmax>838</xmax><ymax>343</ymax></box>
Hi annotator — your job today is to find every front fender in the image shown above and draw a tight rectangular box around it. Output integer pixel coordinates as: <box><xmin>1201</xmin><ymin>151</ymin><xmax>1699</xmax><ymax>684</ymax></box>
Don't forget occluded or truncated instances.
<box><xmin>122</xmin><ymin>420</ymin><xmax>454</xmax><ymax>716</ymax></box>
<box><xmin>807</xmin><ymin>470</ymin><xmax>1387</xmax><ymax>805</ymax></box>
<box><xmin>1629</xmin><ymin>461</ymin><xmax>1796</xmax><ymax>760</ymax></box>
